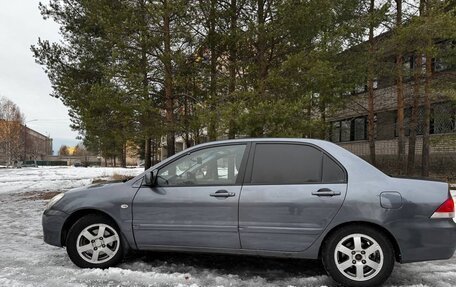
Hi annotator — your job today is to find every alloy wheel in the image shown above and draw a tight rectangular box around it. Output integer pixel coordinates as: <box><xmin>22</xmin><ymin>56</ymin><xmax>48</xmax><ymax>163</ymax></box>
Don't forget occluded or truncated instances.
<box><xmin>333</xmin><ymin>233</ymin><xmax>384</xmax><ymax>281</ymax></box>
<box><xmin>76</xmin><ymin>223</ymin><xmax>120</xmax><ymax>264</ymax></box>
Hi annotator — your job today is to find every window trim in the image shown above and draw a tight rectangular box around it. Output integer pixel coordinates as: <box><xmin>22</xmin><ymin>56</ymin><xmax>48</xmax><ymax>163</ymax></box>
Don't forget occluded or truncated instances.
<box><xmin>152</xmin><ymin>142</ymin><xmax>251</xmax><ymax>188</ymax></box>
<box><xmin>243</xmin><ymin>141</ymin><xmax>348</xmax><ymax>186</ymax></box>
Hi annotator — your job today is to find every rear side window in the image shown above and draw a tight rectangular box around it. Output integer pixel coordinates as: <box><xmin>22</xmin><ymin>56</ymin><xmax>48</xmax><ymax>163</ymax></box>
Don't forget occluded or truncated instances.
<box><xmin>322</xmin><ymin>154</ymin><xmax>346</xmax><ymax>183</ymax></box>
<box><xmin>251</xmin><ymin>144</ymin><xmax>322</xmax><ymax>184</ymax></box>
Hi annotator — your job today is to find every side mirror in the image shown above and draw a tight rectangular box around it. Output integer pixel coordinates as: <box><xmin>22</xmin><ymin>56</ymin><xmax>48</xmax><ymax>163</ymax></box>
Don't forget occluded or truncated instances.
<box><xmin>144</xmin><ymin>170</ymin><xmax>157</xmax><ymax>186</ymax></box>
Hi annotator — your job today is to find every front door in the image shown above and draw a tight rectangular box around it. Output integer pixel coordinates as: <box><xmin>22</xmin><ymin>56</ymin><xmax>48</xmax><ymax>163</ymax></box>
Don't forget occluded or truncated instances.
<box><xmin>239</xmin><ymin>142</ymin><xmax>347</xmax><ymax>252</ymax></box>
<box><xmin>133</xmin><ymin>143</ymin><xmax>248</xmax><ymax>249</ymax></box>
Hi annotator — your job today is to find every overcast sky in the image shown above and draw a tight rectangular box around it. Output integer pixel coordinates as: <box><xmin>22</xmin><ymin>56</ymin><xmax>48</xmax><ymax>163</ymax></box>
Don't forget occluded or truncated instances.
<box><xmin>0</xmin><ymin>1</ymin><xmax>80</xmax><ymax>152</ymax></box>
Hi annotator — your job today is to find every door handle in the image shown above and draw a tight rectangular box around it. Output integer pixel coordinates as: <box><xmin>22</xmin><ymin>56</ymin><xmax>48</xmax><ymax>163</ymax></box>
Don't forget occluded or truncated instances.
<box><xmin>210</xmin><ymin>190</ymin><xmax>236</xmax><ymax>198</ymax></box>
<box><xmin>312</xmin><ymin>188</ymin><xmax>341</xmax><ymax>197</ymax></box>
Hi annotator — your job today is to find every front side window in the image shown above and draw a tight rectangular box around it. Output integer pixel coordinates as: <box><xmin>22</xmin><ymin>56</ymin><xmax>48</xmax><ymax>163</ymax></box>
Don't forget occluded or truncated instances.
<box><xmin>157</xmin><ymin>144</ymin><xmax>246</xmax><ymax>186</ymax></box>
<box><xmin>251</xmin><ymin>144</ymin><xmax>322</xmax><ymax>184</ymax></box>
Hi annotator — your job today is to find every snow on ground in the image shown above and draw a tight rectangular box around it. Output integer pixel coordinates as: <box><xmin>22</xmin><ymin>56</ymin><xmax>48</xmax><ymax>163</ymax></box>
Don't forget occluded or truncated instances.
<box><xmin>0</xmin><ymin>167</ymin><xmax>455</xmax><ymax>287</ymax></box>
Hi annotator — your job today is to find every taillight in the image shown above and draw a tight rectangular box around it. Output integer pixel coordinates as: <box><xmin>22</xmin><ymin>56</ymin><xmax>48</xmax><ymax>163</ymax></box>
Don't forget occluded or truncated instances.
<box><xmin>430</xmin><ymin>196</ymin><xmax>455</xmax><ymax>219</ymax></box>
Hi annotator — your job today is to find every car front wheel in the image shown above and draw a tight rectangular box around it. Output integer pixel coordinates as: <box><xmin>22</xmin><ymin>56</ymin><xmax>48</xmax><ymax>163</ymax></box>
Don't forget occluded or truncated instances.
<box><xmin>322</xmin><ymin>226</ymin><xmax>395</xmax><ymax>287</ymax></box>
<box><xmin>66</xmin><ymin>214</ymin><xmax>124</xmax><ymax>268</ymax></box>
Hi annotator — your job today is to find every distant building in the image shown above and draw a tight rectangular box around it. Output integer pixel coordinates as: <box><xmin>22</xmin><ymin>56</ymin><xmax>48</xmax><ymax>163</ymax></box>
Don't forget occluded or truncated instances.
<box><xmin>0</xmin><ymin>123</ymin><xmax>53</xmax><ymax>165</ymax></box>
<box><xmin>22</xmin><ymin>125</ymin><xmax>53</xmax><ymax>161</ymax></box>
<box><xmin>327</xmin><ymin>64</ymin><xmax>455</xmax><ymax>174</ymax></box>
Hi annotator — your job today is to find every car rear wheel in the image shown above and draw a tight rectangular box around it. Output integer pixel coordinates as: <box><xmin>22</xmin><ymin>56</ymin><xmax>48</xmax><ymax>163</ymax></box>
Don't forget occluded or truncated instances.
<box><xmin>66</xmin><ymin>214</ymin><xmax>124</xmax><ymax>268</ymax></box>
<box><xmin>322</xmin><ymin>226</ymin><xmax>395</xmax><ymax>287</ymax></box>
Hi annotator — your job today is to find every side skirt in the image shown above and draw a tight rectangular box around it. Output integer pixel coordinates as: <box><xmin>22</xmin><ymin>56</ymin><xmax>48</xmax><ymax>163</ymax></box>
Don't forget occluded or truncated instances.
<box><xmin>136</xmin><ymin>245</ymin><xmax>319</xmax><ymax>259</ymax></box>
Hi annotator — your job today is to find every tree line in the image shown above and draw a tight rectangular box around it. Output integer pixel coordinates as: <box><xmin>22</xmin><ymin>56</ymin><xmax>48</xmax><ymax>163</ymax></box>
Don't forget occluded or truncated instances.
<box><xmin>32</xmin><ymin>0</ymin><xmax>455</xmax><ymax>174</ymax></box>
<box><xmin>0</xmin><ymin>97</ymin><xmax>25</xmax><ymax>166</ymax></box>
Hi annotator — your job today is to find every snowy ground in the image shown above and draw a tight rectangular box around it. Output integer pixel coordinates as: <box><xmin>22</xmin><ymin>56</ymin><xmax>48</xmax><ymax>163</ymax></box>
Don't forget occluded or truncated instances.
<box><xmin>0</xmin><ymin>167</ymin><xmax>455</xmax><ymax>287</ymax></box>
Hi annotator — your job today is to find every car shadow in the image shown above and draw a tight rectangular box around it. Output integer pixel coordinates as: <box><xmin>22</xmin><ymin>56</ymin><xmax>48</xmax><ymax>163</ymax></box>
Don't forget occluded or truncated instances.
<box><xmin>125</xmin><ymin>251</ymin><xmax>327</xmax><ymax>282</ymax></box>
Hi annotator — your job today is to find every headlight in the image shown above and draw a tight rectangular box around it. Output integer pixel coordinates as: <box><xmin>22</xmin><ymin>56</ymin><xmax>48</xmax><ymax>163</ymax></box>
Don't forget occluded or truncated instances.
<box><xmin>46</xmin><ymin>193</ymin><xmax>65</xmax><ymax>210</ymax></box>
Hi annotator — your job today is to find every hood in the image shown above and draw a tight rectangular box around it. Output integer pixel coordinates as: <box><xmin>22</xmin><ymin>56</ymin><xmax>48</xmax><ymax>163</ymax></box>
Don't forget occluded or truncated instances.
<box><xmin>65</xmin><ymin>181</ymin><xmax>126</xmax><ymax>195</ymax></box>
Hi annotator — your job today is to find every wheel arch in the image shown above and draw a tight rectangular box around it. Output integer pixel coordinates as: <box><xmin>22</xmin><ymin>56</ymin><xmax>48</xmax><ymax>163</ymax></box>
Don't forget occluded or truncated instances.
<box><xmin>319</xmin><ymin>221</ymin><xmax>402</xmax><ymax>263</ymax></box>
<box><xmin>61</xmin><ymin>208</ymin><xmax>131</xmax><ymax>252</ymax></box>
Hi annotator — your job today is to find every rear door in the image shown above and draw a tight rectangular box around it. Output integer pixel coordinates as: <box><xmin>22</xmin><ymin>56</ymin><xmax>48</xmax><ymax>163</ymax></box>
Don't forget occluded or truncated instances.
<box><xmin>133</xmin><ymin>143</ymin><xmax>249</xmax><ymax>249</ymax></box>
<box><xmin>239</xmin><ymin>142</ymin><xmax>347</xmax><ymax>252</ymax></box>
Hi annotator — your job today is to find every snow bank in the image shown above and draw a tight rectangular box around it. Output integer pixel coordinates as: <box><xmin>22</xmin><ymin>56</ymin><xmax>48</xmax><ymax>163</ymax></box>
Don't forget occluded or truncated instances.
<box><xmin>0</xmin><ymin>166</ymin><xmax>143</xmax><ymax>194</ymax></box>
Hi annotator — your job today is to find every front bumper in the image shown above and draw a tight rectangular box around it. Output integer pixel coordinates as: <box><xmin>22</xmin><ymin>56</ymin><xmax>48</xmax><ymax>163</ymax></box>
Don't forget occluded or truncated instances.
<box><xmin>42</xmin><ymin>208</ymin><xmax>68</xmax><ymax>247</ymax></box>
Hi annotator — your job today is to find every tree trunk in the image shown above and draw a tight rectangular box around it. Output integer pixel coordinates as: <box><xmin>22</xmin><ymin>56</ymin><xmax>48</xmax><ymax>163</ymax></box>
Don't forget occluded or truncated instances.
<box><xmin>183</xmin><ymin>95</ymin><xmax>192</xmax><ymax>148</ymax></box>
<box><xmin>421</xmin><ymin>53</ymin><xmax>431</xmax><ymax>177</ymax></box>
<box><xmin>207</xmin><ymin>0</ymin><xmax>218</xmax><ymax>141</ymax></box>
<box><xmin>395</xmin><ymin>0</ymin><xmax>406</xmax><ymax>174</ymax></box>
<box><xmin>319</xmin><ymin>101</ymin><xmax>326</xmax><ymax>139</ymax></box>
<box><xmin>151</xmin><ymin>139</ymin><xmax>155</xmax><ymax>164</ymax></box>
<box><xmin>163</xmin><ymin>0</ymin><xmax>175</xmax><ymax>156</ymax></box>
<box><xmin>367</xmin><ymin>0</ymin><xmax>376</xmax><ymax>165</ymax></box>
<box><xmin>256</xmin><ymin>0</ymin><xmax>267</xmax><ymax>91</ymax></box>
<box><xmin>407</xmin><ymin>55</ymin><xmax>422</xmax><ymax>175</ymax></box>
<box><xmin>144</xmin><ymin>137</ymin><xmax>151</xmax><ymax>170</ymax></box>
<box><xmin>250</xmin><ymin>0</ymin><xmax>267</xmax><ymax>137</ymax></box>
<box><xmin>121</xmin><ymin>143</ymin><xmax>127</xmax><ymax>168</ymax></box>
<box><xmin>227</xmin><ymin>0</ymin><xmax>237</xmax><ymax>139</ymax></box>
<box><xmin>139</xmin><ymin>1</ymin><xmax>152</xmax><ymax>170</ymax></box>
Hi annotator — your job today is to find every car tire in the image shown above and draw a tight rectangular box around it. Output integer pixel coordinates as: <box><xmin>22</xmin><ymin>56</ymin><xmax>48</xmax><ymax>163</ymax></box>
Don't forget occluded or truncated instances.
<box><xmin>66</xmin><ymin>214</ymin><xmax>124</xmax><ymax>268</ymax></box>
<box><xmin>321</xmin><ymin>225</ymin><xmax>395</xmax><ymax>287</ymax></box>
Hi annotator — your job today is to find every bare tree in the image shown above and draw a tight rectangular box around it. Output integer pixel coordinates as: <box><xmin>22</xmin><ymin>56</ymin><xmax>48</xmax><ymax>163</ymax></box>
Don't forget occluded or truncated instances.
<box><xmin>0</xmin><ymin>97</ymin><xmax>25</xmax><ymax>166</ymax></box>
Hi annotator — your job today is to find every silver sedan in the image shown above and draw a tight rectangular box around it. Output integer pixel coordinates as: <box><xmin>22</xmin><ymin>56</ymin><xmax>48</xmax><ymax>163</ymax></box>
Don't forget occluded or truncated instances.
<box><xmin>42</xmin><ymin>138</ymin><xmax>456</xmax><ymax>287</ymax></box>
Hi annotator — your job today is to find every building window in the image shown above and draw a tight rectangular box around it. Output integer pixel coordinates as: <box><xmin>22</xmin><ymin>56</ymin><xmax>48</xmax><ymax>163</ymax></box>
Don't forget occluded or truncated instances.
<box><xmin>432</xmin><ymin>102</ymin><xmax>455</xmax><ymax>134</ymax></box>
<box><xmin>416</xmin><ymin>106</ymin><xmax>425</xmax><ymax>135</ymax></box>
<box><xmin>354</xmin><ymin>117</ymin><xmax>367</xmax><ymax>141</ymax></box>
<box><xmin>354</xmin><ymin>84</ymin><xmax>366</xmax><ymax>94</ymax></box>
<box><xmin>331</xmin><ymin>122</ymin><xmax>340</xmax><ymax>142</ymax></box>
<box><xmin>403</xmin><ymin>55</ymin><xmax>414</xmax><ymax>78</ymax></box>
<box><xmin>341</xmin><ymin>120</ymin><xmax>351</xmax><ymax>142</ymax></box>
<box><xmin>330</xmin><ymin>116</ymin><xmax>367</xmax><ymax>143</ymax></box>
<box><xmin>395</xmin><ymin>102</ymin><xmax>455</xmax><ymax>137</ymax></box>
<box><xmin>373</xmin><ymin>79</ymin><xmax>378</xmax><ymax>89</ymax></box>
<box><xmin>433</xmin><ymin>58</ymin><xmax>449</xmax><ymax>72</ymax></box>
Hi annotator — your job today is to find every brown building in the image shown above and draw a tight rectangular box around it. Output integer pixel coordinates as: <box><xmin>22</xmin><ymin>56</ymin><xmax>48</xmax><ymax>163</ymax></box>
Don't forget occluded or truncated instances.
<box><xmin>0</xmin><ymin>122</ymin><xmax>53</xmax><ymax>165</ymax></box>
<box><xmin>22</xmin><ymin>125</ymin><xmax>53</xmax><ymax>161</ymax></box>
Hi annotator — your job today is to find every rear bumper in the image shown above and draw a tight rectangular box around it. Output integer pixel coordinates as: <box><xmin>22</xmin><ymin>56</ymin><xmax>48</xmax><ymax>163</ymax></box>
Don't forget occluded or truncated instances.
<box><xmin>392</xmin><ymin>219</ymin><xmax>456</xmax><ymax>263</ymax></box>
<box><xmin>42</xmin><ymin>208</ymin><xmax>68</xmax><ymax>247</ymax></box>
